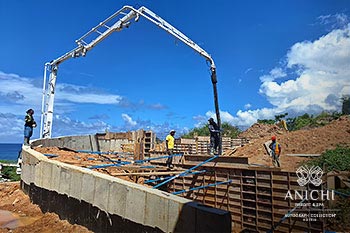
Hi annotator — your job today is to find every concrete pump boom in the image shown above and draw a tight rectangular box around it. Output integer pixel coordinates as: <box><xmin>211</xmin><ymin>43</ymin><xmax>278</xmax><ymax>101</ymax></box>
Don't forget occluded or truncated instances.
<box><xmin>41</xmin><ymin>5</ymin><xmax>222</xmax><ymax>153</ymax></box>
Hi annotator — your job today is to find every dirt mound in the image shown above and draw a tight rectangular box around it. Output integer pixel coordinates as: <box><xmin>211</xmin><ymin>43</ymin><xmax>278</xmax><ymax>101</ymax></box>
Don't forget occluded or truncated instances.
<box><xmin>238</xmin><ymin>122</ymin><xmax>285</xmax><ymax>139</ymax></box>
<box><xmin>227</xmin><ymin>116</ymin><xmax>350</xmax><ymax>171</ymax></box>
<box><xmin>0</xmin><ymin>182</ymin><xmax>91</xmax><ymax>233</ymax></box>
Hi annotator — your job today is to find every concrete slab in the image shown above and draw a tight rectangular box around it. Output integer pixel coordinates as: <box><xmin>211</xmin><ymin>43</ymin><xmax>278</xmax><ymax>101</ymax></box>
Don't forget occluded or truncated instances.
<box><xmin>50</xmin><ymin>163</ymin><xmax>61</xmax><ymax>192</ymax></box>
<box><xmin>144</xmin><ymin>192</ymin><xmax>169</xmax><ymax>232</ymax></box>
<box><xmin>41</xmin><ymin>162</ymin><xmax>53</xmax><ymax>190</ymax></box>
<box><xmin>81</xmin><ymin>172</ymin><xmax>96</xmax><ymax>203</ymax></box>
<box><xmin>59</xmin><ymin>167</ymin><xmax>72</xmax><ymax>195</ymax></box>
<box><xmin>125</xmin><ymin>186</ymin><xmax>146</xmax><ymax>225</ymax></box>
<box><xmin>33</xmin><ymin>161</ymin><xmax>43</xmax><ymax>187</ymax></box>
<box><xmin>21</xmin><ymin>164</ymin><xmax>33</xmax><ymax>184</ymax></box>
<box><xmin>107</xmin><ymin>180</ymin><xmax>128</xmax><ymax>217</ymax></box>
<box><xmin>167</xmin><ymin>199</ymin><xmax>181</xmax><ymax>232</ymax></box>
<box><xmin>69</xmin><ymin>169</ymin><xmax>83</xmax><ymax>200</ymax></box>
<box><xmin>93</xmin><ymin>176</ymin><xmax>111</xmax><ymax>211</ymax></box>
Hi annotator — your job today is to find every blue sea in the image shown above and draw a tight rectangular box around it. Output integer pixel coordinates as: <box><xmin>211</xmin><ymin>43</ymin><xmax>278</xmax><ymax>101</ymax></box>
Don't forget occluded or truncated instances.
<box><xmin>0</xmin><ymin>143</ymin><xmax>22</xmax><ymax>162</ymax></box>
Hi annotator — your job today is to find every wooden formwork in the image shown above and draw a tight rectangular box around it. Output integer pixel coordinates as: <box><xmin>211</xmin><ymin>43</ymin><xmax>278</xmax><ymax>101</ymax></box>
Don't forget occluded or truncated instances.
<box><xmin>173</xmin><ymin>136</ymin><xmax>242</xmax><ymax>155</ymax></box>
<box><xmin>168</xmin><ymin>165</ymin><xmax>325</xmax><ymax>232</ymax></box>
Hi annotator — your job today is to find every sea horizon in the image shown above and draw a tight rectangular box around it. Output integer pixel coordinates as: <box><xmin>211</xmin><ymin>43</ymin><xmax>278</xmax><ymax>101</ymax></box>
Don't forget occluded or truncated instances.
<box><xmin>0</xmin><ymin>143</ymin><xmax>22</xmax><ymax>162</ymax></box>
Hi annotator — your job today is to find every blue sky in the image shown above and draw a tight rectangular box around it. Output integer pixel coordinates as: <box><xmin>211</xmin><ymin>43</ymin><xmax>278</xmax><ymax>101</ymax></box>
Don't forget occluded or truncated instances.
<box><xmin>0</xmin><ymin>0</ymin><xmax>349</xmax><ymax>143</ymax></box>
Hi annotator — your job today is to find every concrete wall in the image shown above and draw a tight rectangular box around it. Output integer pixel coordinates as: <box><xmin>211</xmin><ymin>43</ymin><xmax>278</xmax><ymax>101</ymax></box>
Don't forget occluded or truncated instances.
<box><xmin>21</xmin><ymin>143</ymin><xmax>231</xmax><ymax>232</ymax></box>
<box><xmin>31</xmin><ymin>135</ymin><xmax>130</xmax><ymax>152</ymax></box>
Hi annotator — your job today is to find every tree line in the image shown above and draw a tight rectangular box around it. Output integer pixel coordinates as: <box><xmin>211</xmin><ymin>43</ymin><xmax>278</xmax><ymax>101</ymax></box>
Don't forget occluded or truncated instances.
<box><xmin>182</xmin><ymin>98</ymin><xmax>349</xmax><ymax>138</ymax></box>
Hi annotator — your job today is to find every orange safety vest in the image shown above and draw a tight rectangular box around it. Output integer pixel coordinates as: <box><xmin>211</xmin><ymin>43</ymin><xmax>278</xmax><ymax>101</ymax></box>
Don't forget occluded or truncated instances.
<box><xmin>275</xmin><ymin>142</ymin><xmax>280</xmax><ymax>154</ymax></box>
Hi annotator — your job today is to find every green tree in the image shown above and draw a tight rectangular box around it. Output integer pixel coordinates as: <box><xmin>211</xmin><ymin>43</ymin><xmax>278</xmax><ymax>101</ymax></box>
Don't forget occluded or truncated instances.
<box><xmin>221</xmin><ymin>122</ymin><xmax>241</xmax><ymax>138</ymax></box>
<box><xmin>305</xmin><ymin>145</ymin><xmax>350</xmax><ymax>172</ymax></box>
<box><xmin>182</xmin><ymin>122</ymin><xmax>241</xmax><ymax>138</ymax></box>
<box><xmin>257</xmin><ymin>113</ymin><xmax>288</xmax><ymax>125</ymax></box>
<box><xmin>1</xmin><ymin>166</ymin><xmax>20</xmax><ymax>181</ymax></box>
<box><xmin>342</xmin><ymin>95</ymin><xmax>350</xmax><ymax>115</ymax></box>
<box><xmin>275</xmin><ymin>113</ymin><xmax>288</xmax><ymax>122</ymax></box>
<box><xmin>257</xmin><ymin>119</ymin><xmax>275</xmax><ymax>124</ymax></box>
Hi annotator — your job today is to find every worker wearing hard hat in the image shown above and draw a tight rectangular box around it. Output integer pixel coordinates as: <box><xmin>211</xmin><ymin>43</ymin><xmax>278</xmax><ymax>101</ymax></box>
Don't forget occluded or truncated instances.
<box><xmin>165</xmin><ymin>130</ymin><xmax>176</xmax><ymax>169</ymax></box>
<box><xmin>269</xmin><ymin>135</ymin><xmax>281</xmax><ymax>167</ymax></box>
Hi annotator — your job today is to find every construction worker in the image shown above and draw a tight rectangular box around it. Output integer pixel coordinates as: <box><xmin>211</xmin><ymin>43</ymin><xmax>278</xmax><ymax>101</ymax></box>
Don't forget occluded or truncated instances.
<box><xmin>269</xmin><ymin>135</ymin><xmax>281</xmax><ymax>167</ymax></box>
<box><xmin>165</xmin><ymin>130</ymin><xmax>176</xmax><ymax>169</ymax></box>
<box><xmin>24</xmin><ymin>109</ymin><xmax>36</xmax><ymax>145</ymax></box>
<box><xmin>208</xmin><ymin>118</ymin><xmax>220</xmax><ymax>155</ymax></box>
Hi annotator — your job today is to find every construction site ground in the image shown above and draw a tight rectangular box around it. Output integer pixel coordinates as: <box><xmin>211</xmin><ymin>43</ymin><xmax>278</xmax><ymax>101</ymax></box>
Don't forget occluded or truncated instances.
<box><xmin>0</xmin><ymin>116</ymin><xmax>349</xmax><ymax>232</ymax></box>
<box><xmin>230</xmin><ymin>115</ymin><xmax>350</xmax><ymax>171</ymax></box>
<box><xmin>0</xmin><ymin>182</ymin><xmax>91</xmax><ymax>233</ymax></box>
<box><xmin>33</xmin><ymin>115</ymin><xmax>350</xmax><ymax>174</ymax></box>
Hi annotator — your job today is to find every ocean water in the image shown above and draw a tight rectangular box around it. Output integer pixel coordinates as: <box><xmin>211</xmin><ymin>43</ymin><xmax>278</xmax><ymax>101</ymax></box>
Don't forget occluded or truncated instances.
<box><xmin>0</xmin><ymin>143</ymin><xmax>22</xmax><ymax>162</ymax></box>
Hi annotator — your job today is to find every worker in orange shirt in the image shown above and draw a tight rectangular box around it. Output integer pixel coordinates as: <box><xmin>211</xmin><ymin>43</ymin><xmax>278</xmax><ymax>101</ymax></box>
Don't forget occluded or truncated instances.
<box><xmin>269</xmin><ymin>135</ymin><xmax>281</xmax><ymax>167</ymax></box>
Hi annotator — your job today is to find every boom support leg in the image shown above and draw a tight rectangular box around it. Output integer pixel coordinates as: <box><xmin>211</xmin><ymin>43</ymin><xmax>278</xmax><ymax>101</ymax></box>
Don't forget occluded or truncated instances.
<box><xmin>41</xmin><ymin>65</ymin><xmax>58</xmax><ymax>138</ymax></box>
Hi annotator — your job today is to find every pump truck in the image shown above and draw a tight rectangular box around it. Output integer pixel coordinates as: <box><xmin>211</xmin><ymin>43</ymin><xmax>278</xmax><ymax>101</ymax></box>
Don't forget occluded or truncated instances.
<box><xmin>40</xmin><ymin>5</ymin><xmax>222</xmax><ymax>154</ymax></box>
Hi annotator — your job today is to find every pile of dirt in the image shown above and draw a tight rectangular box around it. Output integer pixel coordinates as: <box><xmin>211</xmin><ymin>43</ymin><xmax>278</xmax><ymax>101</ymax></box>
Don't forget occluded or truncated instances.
<box><xmin>226</xmin><ymin>116</ymin><xmax>350</xmax><ymax>171</ymax></box>
<box><xmin>33</xmin><ymin>147</ymin><xmax>170</xmax><ymax>185</ymax></box>
<box><xmin>0</xmin><ymin>182</ymin><xmax>91</xmax><ymax>233</ymax></box>
<box><xmin>238</xmin><ymin>122</ymin><xmax>285</xmax><ymax>140</ymax></box>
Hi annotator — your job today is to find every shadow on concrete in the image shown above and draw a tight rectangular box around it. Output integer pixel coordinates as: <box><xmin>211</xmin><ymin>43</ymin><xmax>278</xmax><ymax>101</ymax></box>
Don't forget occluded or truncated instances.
<box><xmin>173</xmin><ymin>201</ymin><xmax>231</xmax><ymax>233</ymax></box>
<box><xmin>22</xmin><ymin>181</ymin><xmax>231</xmax><ymax>233</ymax></box>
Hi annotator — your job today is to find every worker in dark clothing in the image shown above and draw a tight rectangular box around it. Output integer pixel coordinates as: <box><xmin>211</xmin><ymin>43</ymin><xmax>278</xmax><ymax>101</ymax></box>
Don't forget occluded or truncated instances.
<box><xmin>24</xmin><ymin>109</ymin><xmax>36</xmax><ymax>145</ymax></box>
<box><xmin>269</xmin><ymin>135</ymin><xmax>281</xmax><ymax>167</ymax></box>
<box><xmin>208</xmin><ymin>118</ymin><xmax>220</xmax><ymax>155</ymax></box>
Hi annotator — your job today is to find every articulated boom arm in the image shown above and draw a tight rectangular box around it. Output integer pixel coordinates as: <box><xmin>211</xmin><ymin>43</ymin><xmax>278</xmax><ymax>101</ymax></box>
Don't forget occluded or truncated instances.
<box><xmin>41</xmin><ymin>5</ymin><xmax>222</xmax><ymax>153</ymax></box>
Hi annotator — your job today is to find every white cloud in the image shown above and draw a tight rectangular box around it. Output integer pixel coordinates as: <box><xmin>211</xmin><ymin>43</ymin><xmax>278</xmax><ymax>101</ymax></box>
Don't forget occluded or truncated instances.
<box><xmin>205</xmin><ymin>109</ymin><xmax>277</xmax><ymax>127</ymax></box>
<box><xmin>259</xmin><ymin>67</ymin><xmax>287</xmax><ymax>82</ymax></box>
<box><xmin>121</xmin><ymin>113</ymin><xmax>137</xmax><ymax>126</ymax></box>
<box><xmin>0</xmin><ymin>71</ymin><xmax>42</xmax><ymax>109</ymax></box>
<box><xmin>0</xmin><ymin>71</ymin><xmax>173</xmax><ymax>142</ymax></box>
<box><xmin>244</xmin><ymin>103</ymin><xmax>252</xmax><ymax>110</ymax></box>
<box><xmin>199</xmin><ymin>23</ymin><xmax>350</xmax><ymax>128</ymax></box>
<box><xmin>56</xmin><ymin>83</ymin><xmax>122</xmax><ymax>104</ymax></box>
<box><xmin>244</xmin><ymin>68</ymin><xmax>253</xmax><ymax>74</ymax></box>
<box><xmin>52</xmin><ymin>115</ymin><xmax>110</xmax><ymax>137</ymax></box>
<box><xmin>258</xmin><ymin>24</ymin><xmax>350</xmax><ymax>115</ymax></box>
<box><xmin>0</xmin><ymin>113</ymin><xmax>25</xmax><ymax>143</ymax></box>
<box><xmin>0</xmin><ymin>71</ymin><xmax>124</xmax><ymax>115</ymax></box>
<box><xmin>317</xmin><ymin>13</ymin><xmax>349</xmax><ymax>29</ymax></box>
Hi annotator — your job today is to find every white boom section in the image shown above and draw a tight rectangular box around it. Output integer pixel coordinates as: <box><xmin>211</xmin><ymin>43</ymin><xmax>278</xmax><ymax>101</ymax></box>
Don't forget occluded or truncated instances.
<box><xmin>41</xmin><ymin>5</ymin><xmax>221</xmax><ymax>152</ymax></box>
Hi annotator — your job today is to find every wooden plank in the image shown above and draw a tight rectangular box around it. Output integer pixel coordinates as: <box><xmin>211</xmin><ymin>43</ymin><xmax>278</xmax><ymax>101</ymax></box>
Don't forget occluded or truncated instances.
<box><xmin>184</xmin><ymin>155</ymin><xmax>248</xmax><ymax>164</ymax></box>
<box><xmin>286</xmin><ymin>154</ymin><xmax>321</xmax><ymax>157</ymax></box>
<box><xmin>0</xmin><ymin>163</ymin><xmax>17</xmax><ymax>167</ymax></box>
<box><xmin>110</xmin><ymin>171</ymin><xmax>184</xmax><ymax>176</ymax></box>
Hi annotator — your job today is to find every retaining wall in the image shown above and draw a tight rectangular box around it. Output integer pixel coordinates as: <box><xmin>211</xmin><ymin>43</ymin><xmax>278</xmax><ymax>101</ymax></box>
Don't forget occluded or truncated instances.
<box><xmin>21</xmin><ymin>143</ymin><xmax>231</xmax><ymax>232</ymax></box>
<box><xmin>31</xmin><ymin>135</ymin><xmax>127</xmax><ymax>152</ymax></box>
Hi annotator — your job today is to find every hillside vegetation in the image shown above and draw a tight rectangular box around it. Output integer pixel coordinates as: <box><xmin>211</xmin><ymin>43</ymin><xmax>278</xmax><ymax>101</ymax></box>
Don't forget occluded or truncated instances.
<box><xmin>184</xmin><ymin>111</ymin><xmax>346</xmax><ymax>138</ymax></box>
<box><xmin>182</xmin><ymin>122</ymin><xmax>241</xmax><ymax>138</ymax></box>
